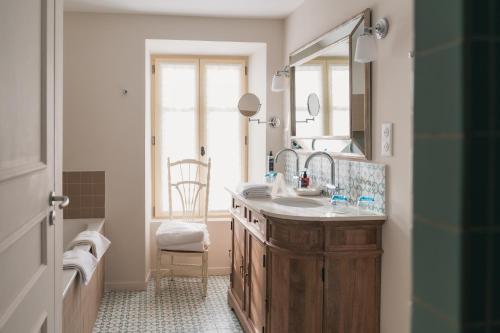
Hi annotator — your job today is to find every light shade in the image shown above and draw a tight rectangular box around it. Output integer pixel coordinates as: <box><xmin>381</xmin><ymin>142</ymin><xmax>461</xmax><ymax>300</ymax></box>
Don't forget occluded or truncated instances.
<box><xmin>354</xmin><ymin>33</ymin><xmax>377</xmax><ymax>63</ymax></box>
<box><xmin>271</xmin><ymin>74</ymin><xmax>287</xmax><ymax>92</ymax></box>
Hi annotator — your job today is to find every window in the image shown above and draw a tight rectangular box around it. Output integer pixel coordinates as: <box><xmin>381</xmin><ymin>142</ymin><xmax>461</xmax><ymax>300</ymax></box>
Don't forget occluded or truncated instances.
<box><xmin>152</xmin><ymin>56</ymin><xmax>248</xmax><ymax>217</ymax></box>
<box><xmin>294</xmin><ymin>58</ymin><xmax>350</xmax><ymax>137</ymax></box>
<box><xmin>329</xmin><ymin>62</ymin><xmax>350</xmax><ymax>137</ymax></box>
<box><xmin>295</xmin><ymin>62</ymin><xmax>325</xmax><ymax>137</ymax></box>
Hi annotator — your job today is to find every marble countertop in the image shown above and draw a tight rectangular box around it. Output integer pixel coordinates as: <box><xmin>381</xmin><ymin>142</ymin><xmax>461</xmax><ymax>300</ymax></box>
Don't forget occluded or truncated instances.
<box><xmin>62</xmin><ymin>218</ymin><xmax>105</xmax><ymax>297</ymax></box>
<box><xmin>226</xmin><ymin>187</ymin><xmax>386</xmax><ymax>222</ymax></box>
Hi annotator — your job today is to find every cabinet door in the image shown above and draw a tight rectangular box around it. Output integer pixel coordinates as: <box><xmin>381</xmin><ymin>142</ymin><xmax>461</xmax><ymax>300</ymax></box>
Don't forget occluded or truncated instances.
<box><xmin>324</xmin><ymin>255</ymin><xmax>380</xmax><ymax>333</ymax></box>
<box><xmin>268</xmin><ymin>247</ymin><xmax>323</xmax><ymax>333</ymax></box>
<box><xmin>231</xmin><ymin>218</ymin><xmax>246</xmax><ymax>310</ymax></box>
<box><xmin>247</xmin><ymin>234</ymin><xmax>266</xmax><ymax>333</ymax></box>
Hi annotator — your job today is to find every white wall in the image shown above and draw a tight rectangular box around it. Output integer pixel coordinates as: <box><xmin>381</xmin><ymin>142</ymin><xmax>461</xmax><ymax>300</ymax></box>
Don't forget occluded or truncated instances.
<box><xmin>64</xmin><ymin>12</ymin><xmax>284</xmax><ymax>288</ymax></box>
<box><xmin>248</xmin><ymin>45</ymin><xmax>268</xmax><ymax>179</ymax></box>
<box><xmin>285</xmin><ymin>2</ymin><xmax>413</xmax><ymax>333</ymax></box>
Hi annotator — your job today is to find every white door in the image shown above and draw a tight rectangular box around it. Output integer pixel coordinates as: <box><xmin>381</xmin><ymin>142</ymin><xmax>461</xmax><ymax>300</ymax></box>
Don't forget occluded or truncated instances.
<box><xmin>0</xmin><ymin>0</ymin><xmax>63</xmax><ymax>332</ymax></box>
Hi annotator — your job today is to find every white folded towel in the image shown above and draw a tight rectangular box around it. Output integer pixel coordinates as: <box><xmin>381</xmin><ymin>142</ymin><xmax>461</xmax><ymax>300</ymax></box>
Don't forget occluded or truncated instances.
<box><xmin>69</xmin><ymin>230</ymin><xmax>111</xmax><ymax>260</ymax></box>
<box><xmin>236</xmin><ymin>183</ymin><xmax>270</xmax><ymax>198</ymax></box>
<box><xmin>156</xmin><ymin>221</ymin><xmax>208</xmax><ymax>246</ymax></box>
<box><xmin>63</xmin><ymin>249</ymin><xmax>97</xmax><ymax>285</ymax></box>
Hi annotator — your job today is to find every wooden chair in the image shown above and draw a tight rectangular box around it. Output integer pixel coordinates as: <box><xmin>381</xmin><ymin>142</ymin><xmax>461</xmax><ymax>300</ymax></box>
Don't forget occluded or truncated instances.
<box><xmin>155</xmin><ymin>158</ymin><xmax>211</xmax><ymax>296</ymax></box>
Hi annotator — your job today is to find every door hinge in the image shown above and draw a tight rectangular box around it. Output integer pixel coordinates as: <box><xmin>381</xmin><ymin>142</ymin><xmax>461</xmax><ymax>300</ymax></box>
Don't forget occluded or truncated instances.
<box><xmin>245</xmin><ymin>135</ymin><xmax>248</xmax><ymax>145</ymax></box>
<box><xmin>262</xmin><ymin>254</ymin><xmax>266</xmax><ymax>267</ymax></box>
<box><xmin>244</xmin><ymin>66</ymin><xmax>248</xmax><ymax>76</ymax></box>
<box><xmin>262</xmin><ymin>326</ymin><xmax>265</xmax><ymax>333</ymax></box>
<box><xmin>152</xmin><ymin>64</ymin><xmax>155</xmax><ymax>74</ymax></box>
<box><xmin>230</xmin><ymin>272</ymin><xmax>233</xmax><ymax>285</ymax></box>
<box><xmin>321</xmin><ymin>267</ymin><xmax>325</xmax><ymax>282</ymax></box>
<box><xmin>151</xmin><ymin>136</ymin><xmax>156</xmax><ymax>146</ymax></box>
<box><xmin>152</xmin><ymin>206</ymin><xmax>156</xmax><ymax>216</ymax></box>
<box><xmin>230</xmin><ymin>219</ymin><xmax>234</xmax><ymax>230</ymax></box>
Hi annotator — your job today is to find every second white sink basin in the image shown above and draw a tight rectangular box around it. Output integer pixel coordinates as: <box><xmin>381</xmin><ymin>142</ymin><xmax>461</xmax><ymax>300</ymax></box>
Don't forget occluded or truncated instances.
<box><xmin>271</xmin><ymin>197</ymin><xmax>324</xmax><ymax>208</ymax></box>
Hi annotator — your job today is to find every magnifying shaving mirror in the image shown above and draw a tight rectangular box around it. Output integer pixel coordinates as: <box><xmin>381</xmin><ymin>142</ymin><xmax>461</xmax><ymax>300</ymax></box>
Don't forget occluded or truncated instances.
<box><xmin>237</xmin><ymin>93</ymin><xmax>261</xmax><ymax>117</ymax></box>
<box><xmin>237</xmin><ymin>93</ymin><xmax>280</xmax><ymax>128</ymax></box>
<box><xmin>296</xmin><ymin>93</ymin><xmax>320</xmax><ymax>124</ymax></box>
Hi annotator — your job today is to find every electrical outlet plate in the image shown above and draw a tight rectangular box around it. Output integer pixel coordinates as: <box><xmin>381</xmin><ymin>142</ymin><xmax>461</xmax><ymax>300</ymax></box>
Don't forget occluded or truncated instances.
<box><xmin>381</xmin><ymin>122</ymin><xmax>393</xmax><ymax>157</ymax></box>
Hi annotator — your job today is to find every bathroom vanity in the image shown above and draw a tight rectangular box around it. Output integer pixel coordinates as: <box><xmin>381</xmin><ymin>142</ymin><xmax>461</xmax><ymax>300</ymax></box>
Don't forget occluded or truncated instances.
<box><xmin>227</xmin><ymin>190</ymin><xmax>385</xmax><ymax>333</ymax></box>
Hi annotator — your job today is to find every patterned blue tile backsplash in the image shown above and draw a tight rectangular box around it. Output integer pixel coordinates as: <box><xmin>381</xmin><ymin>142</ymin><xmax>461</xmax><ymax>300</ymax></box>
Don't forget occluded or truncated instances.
<box><xmin>282</xmin><ymin>152</ymin><xmax>386</xmax><ymax>213</ymax></box>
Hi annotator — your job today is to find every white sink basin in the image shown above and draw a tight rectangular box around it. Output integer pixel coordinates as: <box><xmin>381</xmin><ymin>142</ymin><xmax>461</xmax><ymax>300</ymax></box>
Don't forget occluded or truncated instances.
<box><xmin>271</xmin><ymin>197</ymin><xmax>324</xmax><ymax>208</ymax></box>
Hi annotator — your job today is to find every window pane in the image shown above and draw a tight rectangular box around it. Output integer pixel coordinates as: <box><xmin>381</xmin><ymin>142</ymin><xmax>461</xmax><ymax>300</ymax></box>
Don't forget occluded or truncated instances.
<box><xmin>157</xmin><ymin>62</ymin><xmax>197</xmax><ymax>213</ymax></box>
<box><xmin>329</xmin><ymin>64</ymin><xmax>350</xmax><ymax>136</ymax></box>
<box><xmin>295</xmin><ymin>64</ymin><xmax>324</xmax><ymax>137</ymax></box>
<box><xmin>204</xmin><ymin>63</ymin><xmax>244</xmax><ymax>211</ymax></box>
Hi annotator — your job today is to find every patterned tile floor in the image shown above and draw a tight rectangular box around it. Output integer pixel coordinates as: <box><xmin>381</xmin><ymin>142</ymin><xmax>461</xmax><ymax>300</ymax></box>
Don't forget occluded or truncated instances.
<box><xmin>93</xmin><ymin>275</ymin><xmax>243</xmax><ymax>333</ymax></box>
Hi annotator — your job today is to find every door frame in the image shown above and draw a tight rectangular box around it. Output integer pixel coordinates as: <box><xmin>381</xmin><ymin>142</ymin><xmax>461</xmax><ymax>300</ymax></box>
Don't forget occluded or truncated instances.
<box><xmin>54</xmin><ymin>0</ymin><xmax>64</xmax><ymax>331</ymax></box>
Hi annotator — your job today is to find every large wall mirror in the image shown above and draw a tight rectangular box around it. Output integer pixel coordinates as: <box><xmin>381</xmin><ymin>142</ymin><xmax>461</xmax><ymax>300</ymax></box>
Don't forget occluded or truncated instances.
<box><xmin>290</xmin><ymin>9</ymin><xmax>372</xmax><ymax>159</ymax></box>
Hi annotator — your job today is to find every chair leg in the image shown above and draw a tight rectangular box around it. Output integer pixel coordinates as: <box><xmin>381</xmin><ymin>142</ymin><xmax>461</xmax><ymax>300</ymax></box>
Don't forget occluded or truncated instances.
<box><xmin>202</xmin><ymin>251</ymin><xmax>208</xmax><ymax>297</ymax></box>
<box><xmin>169</xmin><ymin>255</ymin><xmax>174</xmax><ymax>281</ymax></box>
<box><xmin>155</xmin><ymin>249</ymin><xmax>161</xmax><ymax>295</ymax></box>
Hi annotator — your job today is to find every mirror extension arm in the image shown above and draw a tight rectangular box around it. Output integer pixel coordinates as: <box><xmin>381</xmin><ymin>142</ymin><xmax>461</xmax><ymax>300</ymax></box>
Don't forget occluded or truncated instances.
<box><xmin>295</xmin><ymin>116</ymin><xmax>315</xmax><ymax>124</ymax></box>
<box><xmin>249</xmin><ymin>117</ymin><xmax>281</xmax><ymax>128</ymax></box>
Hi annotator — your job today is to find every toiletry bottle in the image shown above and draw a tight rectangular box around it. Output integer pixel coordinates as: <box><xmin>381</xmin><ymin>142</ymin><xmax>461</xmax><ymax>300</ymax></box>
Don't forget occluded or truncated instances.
<box><xmin>267</xmin><ymin>151</ymin><xmax>274</xmax><ymax>173</ymax></box>
<box><xmin>300</xmin><ymin>170</ymin><xmax>310</xmax><ymax>188</ymax></box>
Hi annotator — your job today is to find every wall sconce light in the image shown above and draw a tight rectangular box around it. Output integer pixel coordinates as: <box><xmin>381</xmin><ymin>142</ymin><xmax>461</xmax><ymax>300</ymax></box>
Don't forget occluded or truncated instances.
<box><xmin>354</xmin><ymin>18</ymin><xmax>389</xmax><ymax>63</ymax></box>
<box><xmin>271</xmin><ymin>66</ymin><xmax>289</xmax><ymax>92</ymax></box>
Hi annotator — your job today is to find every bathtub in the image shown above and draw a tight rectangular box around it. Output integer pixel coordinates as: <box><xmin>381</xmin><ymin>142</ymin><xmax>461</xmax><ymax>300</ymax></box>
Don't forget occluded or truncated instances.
<box><xmin>63</xmin><ymin>218</ymin><xmax>106</xmax><ymax>333</ymax></box>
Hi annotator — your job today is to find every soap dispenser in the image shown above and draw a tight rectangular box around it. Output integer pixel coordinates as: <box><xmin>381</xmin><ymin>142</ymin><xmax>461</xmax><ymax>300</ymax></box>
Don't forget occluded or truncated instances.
<box><xmin>267</xmin><ymin>151</ymin><xmax>274</xmax><ymax>173</ymax></box>
<box><xmin>299</xmin><ymin>170</ymin><xmax>310</xmax><ymax>188</ymax></box>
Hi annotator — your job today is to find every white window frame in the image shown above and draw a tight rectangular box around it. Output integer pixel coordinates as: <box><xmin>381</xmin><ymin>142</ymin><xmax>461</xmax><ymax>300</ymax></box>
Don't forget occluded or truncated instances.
<box><xmin>151</xmin><ymin>55</ymin><xmax>248</xmax><ymax>218</ymax></box>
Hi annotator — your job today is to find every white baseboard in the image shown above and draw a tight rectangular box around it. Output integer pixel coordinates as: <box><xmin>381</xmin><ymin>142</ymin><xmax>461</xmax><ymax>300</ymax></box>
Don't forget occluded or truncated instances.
<box><xmin>106</xmin><ymin>268</ymin><xmax>230</xmax><ymax>290</ymax></box>
<box><xmin>105</xmin><ymin>279</ymin><xmax>148</xmax><ymax>290</ymax></box>
<box><xmin>147</xmin><ymin>267</ymin><xmax>230</xmax><ymax>280</ymax></box>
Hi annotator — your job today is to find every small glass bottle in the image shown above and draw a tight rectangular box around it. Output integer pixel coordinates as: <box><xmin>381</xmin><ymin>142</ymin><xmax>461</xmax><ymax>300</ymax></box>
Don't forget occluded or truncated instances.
<box><xmin>299</xmin><ymin>170</ymin><xmax>310</xmax><ymax>188</ymax></box>
<box><xmin>267</xmin><ymin>151</ymin><xmax>274</xmax><ymax>173</ymax></box>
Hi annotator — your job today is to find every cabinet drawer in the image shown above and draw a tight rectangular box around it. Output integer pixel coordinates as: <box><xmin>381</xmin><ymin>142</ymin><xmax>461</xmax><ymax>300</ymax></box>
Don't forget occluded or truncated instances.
<box><xmin>247</xmin><ymin>209</ymin><xmax>266</xmax><ymax>239</ymax></box>
<box><xmin>232</xmin><ymin>198</ymin><xmax>246</xmax><ymax>220</ymax></box>
<box><xmin>268</xmin><ymin>219</ymin><xmax>323</xmax><ymax>252</ymax></box>
<box><xmin>325</xmin><ymin>226</ymin><xmax>380</xmax><ymax>251</ymax></box>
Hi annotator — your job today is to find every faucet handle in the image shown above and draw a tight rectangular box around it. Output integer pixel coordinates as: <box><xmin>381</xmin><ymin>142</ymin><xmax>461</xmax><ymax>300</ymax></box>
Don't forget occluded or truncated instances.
<box><xmin>324</xmin><ymin>183</ymin><xmax>343</xmax><ymax>196</ymax></box>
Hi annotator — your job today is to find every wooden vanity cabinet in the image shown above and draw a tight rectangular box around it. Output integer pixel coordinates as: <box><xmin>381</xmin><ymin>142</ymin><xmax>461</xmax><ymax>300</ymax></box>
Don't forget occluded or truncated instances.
<box><xmin>247</xmin><ymin>233</ymin><xmax>266</xmax><ymax>333</ymax></box>
<box><xmin>230</xmin><ymin>215</ymin><xmax>267</xmax><ymax>333</ymax></box>
<box><xmin>267</xmin><ymin>247</ymin><xmax>323</xmax><ymax>333</ymax></box>
<box><xmin>229</xmin><ymin>197</ymin><xmax>384</xmax><ymax>333</ymax></box>
<box><xmin>231</xmin><ymin>217</ymin><xmax>246</xmax><ymax>310</ymax></box>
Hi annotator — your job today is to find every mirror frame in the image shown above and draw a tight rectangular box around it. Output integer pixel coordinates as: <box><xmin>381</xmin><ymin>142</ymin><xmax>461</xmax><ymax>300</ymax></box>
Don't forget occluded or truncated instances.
<box><xmin>289</xmin><ymin>8</ymin><xmax>372</xmax><ymax>160</ymax></box>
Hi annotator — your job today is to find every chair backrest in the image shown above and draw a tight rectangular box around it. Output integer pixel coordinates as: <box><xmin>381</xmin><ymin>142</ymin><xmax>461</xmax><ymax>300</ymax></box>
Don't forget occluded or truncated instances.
<box><xmin>167</xmin><ymin>158</ymin><xmax>211</xmax><ymax>223</ymax></box>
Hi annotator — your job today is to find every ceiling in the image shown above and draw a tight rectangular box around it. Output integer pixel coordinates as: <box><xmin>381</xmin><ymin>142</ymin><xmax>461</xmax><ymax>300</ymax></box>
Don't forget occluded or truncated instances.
<box><xmin>64</xmin><ymin>0</ymin><xmax>305</xmax><ymax>18</ymax></box>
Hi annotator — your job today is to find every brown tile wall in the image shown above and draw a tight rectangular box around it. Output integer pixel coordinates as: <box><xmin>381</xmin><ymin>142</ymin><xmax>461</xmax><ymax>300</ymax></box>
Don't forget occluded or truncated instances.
<box><xmin>63</xmin><ymin>171</ymin><xmax>105</xmax><ymax>219</ymax></box>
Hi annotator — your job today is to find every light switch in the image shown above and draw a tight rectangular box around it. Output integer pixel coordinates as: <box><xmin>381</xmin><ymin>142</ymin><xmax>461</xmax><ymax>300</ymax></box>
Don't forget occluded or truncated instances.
<box><xmin>381</xmin><ymin>122</ymin><xmax>393</xmax><ymax>157</ymax></box>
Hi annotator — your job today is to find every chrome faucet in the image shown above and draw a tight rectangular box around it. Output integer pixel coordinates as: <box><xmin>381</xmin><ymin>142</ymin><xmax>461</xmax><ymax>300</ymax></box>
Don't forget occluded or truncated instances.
<box><xmin>304</xmin><ymin>151</ymin><xmax>340</xmax><ymax>195</ymax></box>
<box><xmin>275</xmin><ymin>148</ymin><xmax>299</xmax><ymax>177</ymax></box>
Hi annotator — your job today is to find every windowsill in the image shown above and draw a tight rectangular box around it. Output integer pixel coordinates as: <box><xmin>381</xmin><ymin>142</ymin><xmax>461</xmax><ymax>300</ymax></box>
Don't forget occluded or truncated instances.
<box><xmin>151</xmin><ymin>216</ymin><xmax>231</xmax><ymax>224</ymax></box>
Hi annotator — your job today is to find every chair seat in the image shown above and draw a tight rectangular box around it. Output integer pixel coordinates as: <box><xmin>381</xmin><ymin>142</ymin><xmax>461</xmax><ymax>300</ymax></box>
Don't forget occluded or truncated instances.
<box><xmin>156</xmin><ymin>220</ymin><xmax>210</xmax><ymax>251</ymax></box>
